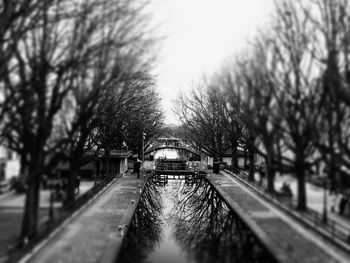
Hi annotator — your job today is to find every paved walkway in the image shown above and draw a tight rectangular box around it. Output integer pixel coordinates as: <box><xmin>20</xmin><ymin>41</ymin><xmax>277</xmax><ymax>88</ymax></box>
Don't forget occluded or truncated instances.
<box><xmin>21</xmin><ymin>174</ymin><xmax>145</xmax><ymax>263</ymax></box>
<box><xmin>0</xmin><ymin>181</ymin><xmax>94</xmax><ymax>263</ymax></box>
<box><xmin>272</xmin><ymin>174</ymin><xmax>350</xmax><ymax>227</ymax></box>
<box><xmin>242</xmin><ymin>170</ymin><xmax>350</xmax><ymax>245</ymax></box>
<box><xmin>208</xmin><ymin>172</ymin><xmax>350</xmax><ymax>263</ymax></box>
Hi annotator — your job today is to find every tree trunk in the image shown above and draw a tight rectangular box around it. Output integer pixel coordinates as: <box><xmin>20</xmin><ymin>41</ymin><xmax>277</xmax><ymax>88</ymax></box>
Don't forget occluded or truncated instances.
<box><xmin>16</xmin><ymin>158</ymin><xmax>28</xmax><ymax>193</ymax></box>
<box><xmin>248</xmin><ymin>137</ymin><xmax>255</xmax><ymax>182</ymax></box>
<box><xmin>213</xmin><ymin>152</ymin><xmax>218</xmax><ymax>162</ymax></box>
<box><xmin>266</xmin><ymin>148</ymin><xmax>276</xmax><ymax>193</ymax></box>
<box><xmin>266</xmin><ymin>165</ymin><xmax>275</xmax><ymax>193</ymax></box>
<box><xmin>231</xmin><ymin>139</ymin><xmax>238</xmax><ymax>169</ymax></box>
<box><xmin>21</xmin><ymin>168</ymin><xmax>40</xmax><ymax>238</ymax></box>
<box><xmin>296</xmin><ymin>159</ymin><xmax>307</xmax><ymax>211</ymax></box>
<box><xmin>65</xmin><ymin>167</ymin><xmax>78</xmax><ymax>205</ymax></box>
<box><xmin>244</xmin><ymin>148</ymin><xmax>248</xmax><ymax>170</ymax></box>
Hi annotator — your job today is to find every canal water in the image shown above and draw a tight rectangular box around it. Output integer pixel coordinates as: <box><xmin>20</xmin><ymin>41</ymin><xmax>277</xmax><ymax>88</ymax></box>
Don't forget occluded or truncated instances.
<box><xmin>116</xmin><ymin>179</ymin><xmax>278</xmax><ymax>263</ymax></box>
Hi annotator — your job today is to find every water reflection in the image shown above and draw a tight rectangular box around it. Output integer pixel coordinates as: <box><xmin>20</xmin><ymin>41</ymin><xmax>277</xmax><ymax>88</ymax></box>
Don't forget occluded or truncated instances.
<box><xmin>170</xmin><ymin>179</ymin><xmax>277</xmax><ymax>263</ymax></box>
<box><xmin>117</xmin><ymin>179</ymin><xmax>278</xmax><ymax>263</ymax></box>
<box><xmin>117</xmin><ymin>180</ymin><xmax>163</xmax><ymax>263</ymax></box>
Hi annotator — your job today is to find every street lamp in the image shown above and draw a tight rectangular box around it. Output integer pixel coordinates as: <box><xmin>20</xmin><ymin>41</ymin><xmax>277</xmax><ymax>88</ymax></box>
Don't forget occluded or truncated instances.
<box><xmin>49</xmin><ymin>187</ymin><xmax>54</xmax><ymax>221</ymax></box>
<box><xmin>322</xmin><ymin>176</ymin><xmax>328</xmax><ymax>224</ymax></box>
<box><xmin>142</xmin><ymin>131</ymin><xmax>146</xmax><ymax>171</ymax></box>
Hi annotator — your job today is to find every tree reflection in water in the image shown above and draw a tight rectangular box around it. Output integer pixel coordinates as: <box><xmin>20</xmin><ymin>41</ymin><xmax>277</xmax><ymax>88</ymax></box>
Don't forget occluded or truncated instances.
<box><xmin>117</xmin><ymin>178</ymin><xmax>278</xmax><ymax>263</ymax></box>
<box><xmin>117</xmin><ymin>180</ymin><xmax>163</xmax><ymax>263</ymax></box>
<box><xmin>169</xmin><ymin>179</ymin><xmax>278</xmax><ymax>263</ymax></box>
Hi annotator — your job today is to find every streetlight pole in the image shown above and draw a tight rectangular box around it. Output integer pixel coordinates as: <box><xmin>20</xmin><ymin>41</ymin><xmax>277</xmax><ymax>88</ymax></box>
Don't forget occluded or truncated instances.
<box><xmin>142</xmin><ymin>132</ymin><xmax>145</xmax><ymax>171</ymax></box>
<box><xmin>49</xmin><ymin>187</ymin><xmax>54</xmax><ymax>221</ymax></box>
<box><xmin>322</xmin><ymin>177</ymin><xmax>328</xmax><ymax>224</ymax></box>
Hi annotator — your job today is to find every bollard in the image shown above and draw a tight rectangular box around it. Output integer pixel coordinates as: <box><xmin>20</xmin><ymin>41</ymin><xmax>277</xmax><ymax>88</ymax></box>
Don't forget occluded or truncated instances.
<box><xmin>8</xmin><ymin>245</ymin><xmax>13</xmax><ymax>263</ymax></box>
<box><xmin>118</xmin><ymin>225</ymin><xmax>124</xmax><ymax>237</ymax></box>
<box><xmin>131</xmin><ymin>199</ymin><xmax>134</xmax><ymax>204</ymax></box>
<box><xmin>314</xmin><ymin>213</ymin><xmax>318</xmax><ymax>225</ymax></box>
<box><xmin>23</xmin><ymin>237</ymin><xmax>29</xmax><ymax>246</ymax></box>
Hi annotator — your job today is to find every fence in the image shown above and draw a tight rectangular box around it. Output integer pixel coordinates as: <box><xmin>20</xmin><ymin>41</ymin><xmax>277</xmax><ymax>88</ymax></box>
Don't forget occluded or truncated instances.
<box><xmin>225</xmin><ymin>167</ymin><xmax>350</xmax><ymax>252</ymax></box>
<box><xmin>155</xmin><ymin>161</ymin><xmax>187</xmax><ymax>171</ymax></box>
<box><xmin>7</xmin><ymin>172</ymin><xmax>117</xmax><ymax>263</ymax></box>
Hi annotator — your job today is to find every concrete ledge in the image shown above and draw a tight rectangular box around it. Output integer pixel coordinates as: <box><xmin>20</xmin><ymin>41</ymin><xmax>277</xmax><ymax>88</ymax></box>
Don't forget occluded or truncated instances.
<box><xmin>207</xmin><ymin>173</ymin><xmax>348</xmax><ymax>263</ymax></box>
<box><xmin>206</xmin><ymin>176</ymin><xmax>293</xmax><ymax>263</ymax></box>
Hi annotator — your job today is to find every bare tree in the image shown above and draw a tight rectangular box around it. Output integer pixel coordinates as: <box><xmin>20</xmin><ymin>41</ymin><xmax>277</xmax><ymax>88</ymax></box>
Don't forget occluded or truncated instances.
<box><xmin>225</xmin><ymin>41</ymin><xmax>286</xmax><ymax>191</ymax></box>
<box><xmin>304</xmin><ymin>0</ymin><xmax>350</xmax><ymax>191</ymax></box>
<box><xmin>264</xmin><ymin>0</ymin><xmax>321</xmax><ymax>210</ymax></box>
<box><xmin>174</xmin><ymin>81</ymin><xmax>231</xmax><ymax>162</ymax></box>
<box><xmin>0</xmin><ymin>0</ymin><xmax>158</xmax><ymax>238</ymax></box>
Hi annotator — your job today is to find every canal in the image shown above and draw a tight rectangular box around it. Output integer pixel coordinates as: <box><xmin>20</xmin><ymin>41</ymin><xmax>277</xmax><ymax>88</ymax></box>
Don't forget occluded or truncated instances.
<box><xmin>116</xmin><ymin>178</ymin><xmax>278</xmax><ymax>263</ymax></box>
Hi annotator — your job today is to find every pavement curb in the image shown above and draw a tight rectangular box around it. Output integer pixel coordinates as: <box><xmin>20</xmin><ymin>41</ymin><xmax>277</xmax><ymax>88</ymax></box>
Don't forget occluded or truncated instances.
<box><xmin>109</xmin><ymin>175</ymin><xmax>150</xmax><ymax>263</ymax></box>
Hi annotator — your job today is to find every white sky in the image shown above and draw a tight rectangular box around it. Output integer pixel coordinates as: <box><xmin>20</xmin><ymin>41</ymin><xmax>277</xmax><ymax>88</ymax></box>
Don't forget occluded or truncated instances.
<box><xmin>150</xmin><ymin>0</ymin><xmax>273</xmax><ymax>124</ymax></box>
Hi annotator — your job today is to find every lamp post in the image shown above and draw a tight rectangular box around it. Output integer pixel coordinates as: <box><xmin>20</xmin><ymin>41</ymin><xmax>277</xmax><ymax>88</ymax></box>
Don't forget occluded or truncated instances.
<box><xmin>49</xmin><ymin>187</ymin><xmax>54</xmax><ymax>221</ymax></box>
<box><xmin>49</xmin><ymin>170</ymin><xmax>56</xmax><ymax>221</ymax></box>
<box><xmin>322</xmin><ymin>176</ymin><xmax>328</xmax><ymax>224</ymax></box>
<box><xmin>142</xmin><ymin>131</ymin><xmax>146</xmax><ymax>171</ymax></box>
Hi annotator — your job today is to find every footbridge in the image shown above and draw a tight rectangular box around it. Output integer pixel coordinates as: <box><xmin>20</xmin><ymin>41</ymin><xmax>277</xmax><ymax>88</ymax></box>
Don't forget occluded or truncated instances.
<box><xmin>144</xmin><ymin>137</ymin><xmax>202</xmax><ymax>159</ymax></box>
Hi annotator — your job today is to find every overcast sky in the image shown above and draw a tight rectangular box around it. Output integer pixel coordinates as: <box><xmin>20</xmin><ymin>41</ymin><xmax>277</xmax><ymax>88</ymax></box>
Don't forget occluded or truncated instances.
<box><xmin>150</xmin><ymin>0</ymin><xmax>273</xmax><ymax>124</ymax></box>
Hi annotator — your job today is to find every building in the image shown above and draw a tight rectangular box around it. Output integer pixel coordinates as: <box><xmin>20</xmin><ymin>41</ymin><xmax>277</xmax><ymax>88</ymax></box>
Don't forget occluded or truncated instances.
<box><xmin>0</xmin><ymin>146</ymin><xmax>20</xmax><ymax>182</ymax></box>
<box><xmin>57</xmin><ymin>150</ymin><xmax>132</xmax><ymax>179</ymax></box>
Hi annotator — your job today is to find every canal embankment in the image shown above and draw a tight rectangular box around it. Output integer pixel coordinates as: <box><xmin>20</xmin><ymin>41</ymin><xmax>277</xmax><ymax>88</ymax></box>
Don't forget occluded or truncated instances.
<box><xmin>22</xmin><ymin>174</ymin><xmax>147</xmax><ymax>263</ymax></box>
<box><xmin>207</xmin><ymin>172</ymin><xmax>350</xmax><ymax>263</ymax></box>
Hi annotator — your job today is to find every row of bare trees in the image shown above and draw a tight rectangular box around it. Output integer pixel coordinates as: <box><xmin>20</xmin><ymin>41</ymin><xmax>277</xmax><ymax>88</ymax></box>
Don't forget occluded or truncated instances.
<box><xmin>0</xmin><ymin>0</ymin><xmax>164</xmax><ymax>238</ymax></box>
<box><xmin>175</xmin><ymin>0</ymin><xmax>350</xmax><ymax>211</ymax></box>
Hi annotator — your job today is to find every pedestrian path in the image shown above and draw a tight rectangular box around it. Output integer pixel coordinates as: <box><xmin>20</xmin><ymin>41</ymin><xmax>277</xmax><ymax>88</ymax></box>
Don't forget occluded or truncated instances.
<box><xmin>249</xmin><ymin>171</ymin><xmax>350</xmax><ymax>247</ymax></box>
<box><xmin>208</xmin><ymin>171</ymin><xmax>350</xmax><ymax>263</ymax></box>
<box><xmin>273</xmin><ymin>174</ymin><xmax>350</xmax><ymax>228</ymax></box>
<box><xmin>22</xmin><ymin>174</ymin><xmax>145</xmax><ymax>263</ymax></box>
<box><xmin>0</xmin><ymin>181</ymin><xmax>95</xmax><ymax>263</ymax></box>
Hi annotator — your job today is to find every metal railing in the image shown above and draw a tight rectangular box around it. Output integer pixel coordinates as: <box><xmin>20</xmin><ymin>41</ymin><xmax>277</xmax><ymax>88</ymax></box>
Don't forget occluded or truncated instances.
<box><xmin>225</xmin><ymin>167</ymin><xmax>350</xmax><ymax>252</ymax></box>
<box><xmin>155</xmin><ymin>162</ymin><xmax>188</xmax><ymax>171</ymax></box>
<box><xmin>6</xmin><ymin>172</ymin><xmax>118</xmax><ymax>263</ymax></box>
<box><xmin>145</xmin><ymin>141</ymin><xmax>201</xmax><ymax>155</ymax></box>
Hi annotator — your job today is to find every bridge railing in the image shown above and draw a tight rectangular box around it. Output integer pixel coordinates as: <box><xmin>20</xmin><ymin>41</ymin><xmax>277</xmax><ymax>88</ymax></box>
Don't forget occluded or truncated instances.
<box><xmin>155</xmin><ymin>162</ymin><xmax>188</xmax><ymax>171</ymax></box>
<box><xmin>145</xmin><ymin>141</ymin><xmax>201</xmax><ymax>155</ymax></box>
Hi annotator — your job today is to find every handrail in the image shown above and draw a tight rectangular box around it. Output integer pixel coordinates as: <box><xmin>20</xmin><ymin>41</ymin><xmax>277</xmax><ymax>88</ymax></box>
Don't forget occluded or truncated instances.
<box><xmin>145</xmin><ymin>141</ymin><xmax>201</xmax><ymax>155</ymax></box>
<box><xmin>224</xmin><ymin>168</ymin><xmax>350</xmax><ymax>252</ymax></box>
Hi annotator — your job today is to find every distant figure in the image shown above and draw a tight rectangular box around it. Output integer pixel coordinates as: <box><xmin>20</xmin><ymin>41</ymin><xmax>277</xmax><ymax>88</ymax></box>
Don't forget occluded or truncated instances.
<box><xmin>76</xmin><ymin>176</ymin><xmax>81</xmax><ymax>195</ymax></box>
<box><xmin>330</xmin><ymin>193</ymin><xmax>338</xmax><ymax>213</ymax></box>
<box><xmin>280</xmin><ymin>182</ymin><xmax>293</xmax><ymax>197</ymax></box>
<box><xmin>339</xmin><ymin>196</ymin><xmax>347</xmax><ymax>215</ymax></box>
<box><xmin>135</xmin><ymin>159</ymin><xmax>142</xmax><ymax>178</ymax></box>
<box><xmin>258</xmin><ymin>166</ymin><xmax>266</xmax><ymax>186</ymax></box>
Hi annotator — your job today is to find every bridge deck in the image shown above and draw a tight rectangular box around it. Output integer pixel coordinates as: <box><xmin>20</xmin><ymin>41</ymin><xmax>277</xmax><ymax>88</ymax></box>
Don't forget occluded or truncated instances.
<box><xmin>208</xmin><ymin>171</ymin><xmax>350</xmax><ymax>263</ymax></box>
